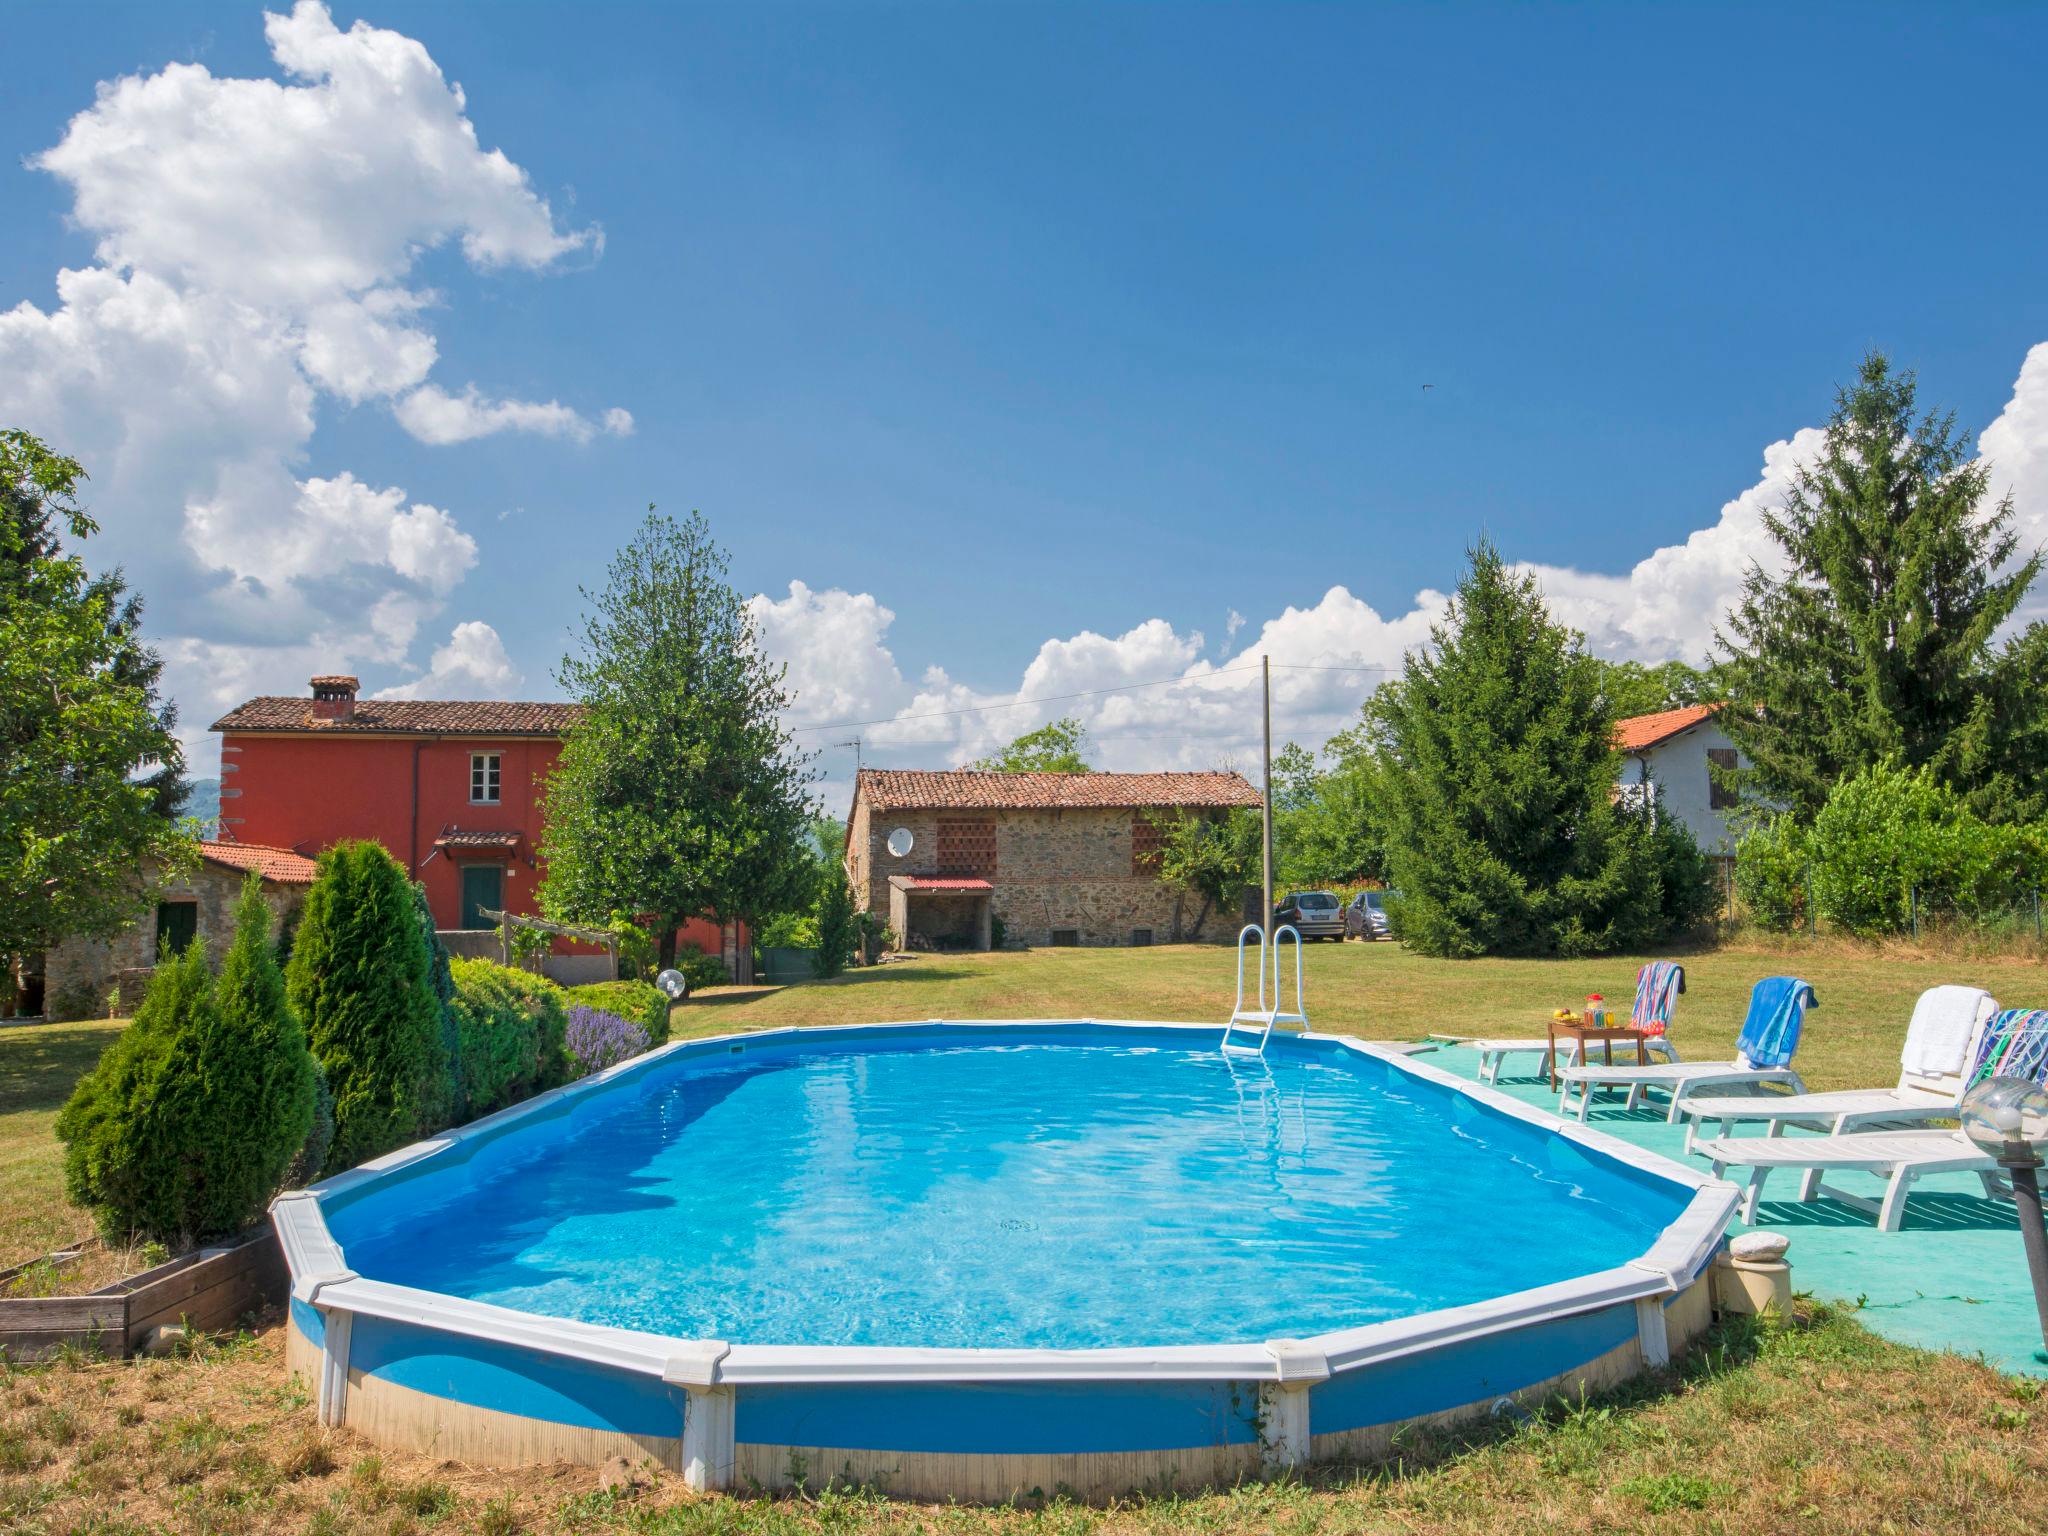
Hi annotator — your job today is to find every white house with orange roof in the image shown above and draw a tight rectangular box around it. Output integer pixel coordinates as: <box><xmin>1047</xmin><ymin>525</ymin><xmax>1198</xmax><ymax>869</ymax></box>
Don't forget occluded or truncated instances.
<box><xmin>1612</xmin><ymin>704</ymin><xmax>1745</xmax><ymax>859</ymax></box>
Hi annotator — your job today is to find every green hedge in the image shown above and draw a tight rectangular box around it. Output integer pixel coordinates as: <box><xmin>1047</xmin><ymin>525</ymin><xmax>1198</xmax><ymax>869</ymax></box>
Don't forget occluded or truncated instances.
<box><xmin>564</xmin><ymin>981</ymin><xmax>671</xmax><ymax>1046</ymax></box>
<box><xmin>673</xmin><ymin>943</ymin><xmax>727</xmax><ymax>993</ymax></box>
<box><xmin>448</xmin><ymin>959</ymin><xmax>570</xmax><ymax>1116</ymax></box>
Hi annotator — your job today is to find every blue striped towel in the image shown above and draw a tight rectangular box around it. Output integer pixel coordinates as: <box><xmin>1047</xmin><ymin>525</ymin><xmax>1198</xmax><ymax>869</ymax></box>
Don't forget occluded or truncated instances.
<box><xmin>1734</xmin><ymin>976</ymin><xmax>1818</xmax><ymax>1070</ymax></box>
<box><xmin>1969</xmin><ymin>1008</ymin><xmax>2048</xmax><ymax>1087</ymax></box>
<box><xmin>1629</xmin><ymin>961</ymin><xmax>1685</xmax><ymax>1037</ymax></box>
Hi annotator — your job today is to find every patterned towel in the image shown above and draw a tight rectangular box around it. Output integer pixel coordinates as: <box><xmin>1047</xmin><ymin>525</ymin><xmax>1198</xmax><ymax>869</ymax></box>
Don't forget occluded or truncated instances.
<box><xmin>1629</xmin><ymin>961</ymin><xmax>1685</xmax><ymax>1038</ymax></box>
<box><xmin>1968</xmin><ymin>1009</ymin><xmax>2048</xmax><ymax>1087</ymax></box>
<box><xmin>1734</xmin><ymin>976</ymin><xmax>1818</xmax><ymax>1071</ymax></box>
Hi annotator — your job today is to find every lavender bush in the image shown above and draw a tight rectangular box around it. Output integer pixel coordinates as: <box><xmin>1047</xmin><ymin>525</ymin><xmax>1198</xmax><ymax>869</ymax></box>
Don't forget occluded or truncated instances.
<box><xmin>563</xmin><ymin>1004</ymin><xmax>652</xmax><ymax>1079</ymax></box>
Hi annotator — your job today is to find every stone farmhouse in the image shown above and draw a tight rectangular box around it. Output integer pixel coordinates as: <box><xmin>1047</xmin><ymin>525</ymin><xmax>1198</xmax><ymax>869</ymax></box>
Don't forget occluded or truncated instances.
<box><xmin>43</xmin><ymin>841</ymin><xmax>316</xmax><ymax>1019</ymax></box>
<box><xmin>1613</xmin><ymin>703</ymin><xmax>1746</xmax><ymax>863</ymax></box>
<box><xmin>845</xmin><ymin>769</ymin><xmax>1264</xmax><ymax>950</ymax></box>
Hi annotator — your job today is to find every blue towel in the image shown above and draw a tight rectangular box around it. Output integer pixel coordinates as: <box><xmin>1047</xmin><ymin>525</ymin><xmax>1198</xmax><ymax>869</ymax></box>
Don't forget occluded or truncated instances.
<box><xmin>1734</xmin><ymin>976</ymin><xmax>1817</xmax><ymax>1070</ymax></box>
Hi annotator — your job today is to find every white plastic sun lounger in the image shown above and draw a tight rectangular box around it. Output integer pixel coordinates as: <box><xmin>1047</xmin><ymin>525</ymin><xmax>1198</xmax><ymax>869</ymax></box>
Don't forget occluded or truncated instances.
<box><xmin>1434</xmin><ymin>964</ymin><xmax>1685</xmax><ymax>1084</ymax></box>
<box><xmin>1556</xmin><ymin>976</ymin><xmax>1815</xmax><ymax>1123</ymax></box>
<box><xmin>1452</xmin><ymin>1033</ymin><xmax>1676</xmax><ymax>1085</ymax></box>
<box><xmin>1697</xmin><ymin>1129</ymin><xmax>2009</xmax><ymax>1231</ymax></box>
<box><xmin>1675</xmin><ymin>985</ymin><xmax>1997</xmax><ymax>1153</ymax></box>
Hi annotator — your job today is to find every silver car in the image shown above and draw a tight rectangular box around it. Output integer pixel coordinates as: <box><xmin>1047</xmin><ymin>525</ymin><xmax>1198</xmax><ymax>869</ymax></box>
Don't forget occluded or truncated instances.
<box><xmin>1273</xmin><ymin>890</ymin><xmax>1347</xmax><ymax>941</ymax></box>
<box><xmin>1345</xmin><ymin>890</ymin><xmax>1395</xmax><ymax>940</ymax></box>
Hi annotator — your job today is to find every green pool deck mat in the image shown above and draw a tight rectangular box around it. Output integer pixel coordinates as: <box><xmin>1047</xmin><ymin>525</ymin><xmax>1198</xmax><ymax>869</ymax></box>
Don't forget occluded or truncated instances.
<box><xmin>1416</xmin><ymin>1043</ymin><xmax>2048</xmax><ymax>1377</ymax></box>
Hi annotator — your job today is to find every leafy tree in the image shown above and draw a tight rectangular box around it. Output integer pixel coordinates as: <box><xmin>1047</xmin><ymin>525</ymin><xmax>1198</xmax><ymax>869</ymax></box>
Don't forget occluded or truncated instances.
<box><xmin>540</xmin><ymin>511</ymin><xmax>816</xmax><ymax>969</ymax></box>
<box><xmin>968</xmin><ymin>717</ymin><xmax>1091</xmax><ymax>773</ymax></box>
<box><xmin>2</xmin><ymin>429</ymin><xmax>192</xmax><ymax>977</ymax></box>
<box><xmin>1144</xmin><ymin>806</ymin><xmax>1261</xmax><ymax>940</ymax></box>
<box><xmin>56</xmin><ymin>878</ymin><xmax>318</xmax><ymax>1243</ymax></box>
<box><xmin>1371</xmin><ymin>540</ymin><xmax>1679</xmax><ymax>957</ymax></box>
<box><xmin>1717</xmin><ymin>353</ymin><xmax>2047</xmax><ymax>822</ymax></box>
<box><xmin>1591</xmin><ymin>658</ymin><xmax>1712</xmax><ymax>721</ymax></box>
<box><xmin>1273</xmin><ymin>730</ymin><xmax>1391</xmax><ymax>886</ymax></box>
<box><xmin>286</xmin><ymin>840</ymin><xmax>450</xmax><ymax>1172</ymax></box>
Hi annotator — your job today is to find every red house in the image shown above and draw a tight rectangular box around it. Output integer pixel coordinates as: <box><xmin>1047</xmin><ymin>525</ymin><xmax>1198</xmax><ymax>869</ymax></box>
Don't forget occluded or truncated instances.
<box><xmin>211</xmin><ymin>676</ymin><xmax>745</xmax><ymax>979</ymax></box>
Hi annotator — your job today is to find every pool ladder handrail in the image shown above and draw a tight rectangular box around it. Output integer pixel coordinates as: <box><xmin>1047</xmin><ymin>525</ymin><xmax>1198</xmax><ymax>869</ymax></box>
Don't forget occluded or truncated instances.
<box><xmin>1222</xmin><ymin>923</ymin><xmax>1307</xmax><ymax>1055</ymax></box>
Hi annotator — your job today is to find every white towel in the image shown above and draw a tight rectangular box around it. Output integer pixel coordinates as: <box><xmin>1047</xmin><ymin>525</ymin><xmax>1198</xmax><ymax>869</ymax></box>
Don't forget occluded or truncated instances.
<box><xmin>1897</xmin><ymin>985</ymin><xmax>1998</xmax><ymax>1077</ymax></box>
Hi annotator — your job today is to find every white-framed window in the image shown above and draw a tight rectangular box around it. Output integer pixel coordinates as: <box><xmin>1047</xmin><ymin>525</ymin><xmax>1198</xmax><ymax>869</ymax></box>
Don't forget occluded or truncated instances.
<box><xmin>470</xmin><ymin>752</ymin><xmax>501</xmax><ymax>805</ymax></box>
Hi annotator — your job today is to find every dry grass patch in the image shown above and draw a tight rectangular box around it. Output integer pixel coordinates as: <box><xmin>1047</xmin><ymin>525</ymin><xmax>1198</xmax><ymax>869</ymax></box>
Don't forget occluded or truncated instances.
<box><xmin>2</xmin><ymin>1303</ymin><xmax>2044</xmax><ymax>1535</ymax></box>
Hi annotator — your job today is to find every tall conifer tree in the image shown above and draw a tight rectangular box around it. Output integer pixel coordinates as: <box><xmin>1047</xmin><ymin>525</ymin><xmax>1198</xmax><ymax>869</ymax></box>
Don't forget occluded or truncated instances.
<box><xmin>1372</xmin><ymin>541</ymin><xmax>1687</xmax><ymax>957</ymax></box>
<box><xmin>1716</xmin><ymin>353</ymin><xmax>2046</xmax><ymax>821</ymax></box>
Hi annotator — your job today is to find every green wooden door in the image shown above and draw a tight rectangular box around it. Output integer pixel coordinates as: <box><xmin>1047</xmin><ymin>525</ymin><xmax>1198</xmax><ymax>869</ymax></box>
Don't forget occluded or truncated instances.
<box><xmin>459</xmin><ymin>864</ymin><xmax>504</xmax><ymax>930</ymax></box>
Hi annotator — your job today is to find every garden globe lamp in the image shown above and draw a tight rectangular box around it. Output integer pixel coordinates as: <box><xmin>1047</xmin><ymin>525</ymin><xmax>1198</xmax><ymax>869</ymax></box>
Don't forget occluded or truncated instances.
<box><xmin>1959</xmin><ymin>1075</ymin><xmax>2048</xmax><ymax>1363</ymax></box>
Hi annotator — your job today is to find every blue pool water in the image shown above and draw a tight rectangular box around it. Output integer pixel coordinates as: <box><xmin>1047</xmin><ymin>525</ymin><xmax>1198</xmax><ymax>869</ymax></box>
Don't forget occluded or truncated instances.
<box><xmin>328</xmin><ymin>1032</ymin><xmax>1688</xmax><ymax>1350</ymax></box>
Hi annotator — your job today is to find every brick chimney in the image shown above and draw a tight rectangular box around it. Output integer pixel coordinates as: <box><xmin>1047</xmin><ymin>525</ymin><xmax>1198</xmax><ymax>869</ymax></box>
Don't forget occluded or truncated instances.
<box><xmin>309</xmin><ymin>675</ymin><xmax>360</xmax><ymax>722</ymax></box>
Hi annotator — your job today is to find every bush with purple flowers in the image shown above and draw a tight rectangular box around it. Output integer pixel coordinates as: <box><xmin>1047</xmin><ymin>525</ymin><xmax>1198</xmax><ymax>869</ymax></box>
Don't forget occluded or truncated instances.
<box><xmin>564</xmin><ymin>1004</ymin><xmax>651</xmax><ymax>1079</ymax></box>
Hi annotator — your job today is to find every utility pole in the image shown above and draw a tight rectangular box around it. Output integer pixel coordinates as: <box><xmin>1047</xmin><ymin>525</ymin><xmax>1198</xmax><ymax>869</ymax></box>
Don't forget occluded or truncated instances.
<box><xmin>1261</xmin><ymin>654</ymin><xmax>1274</xmax><ymax>933</ymax></box>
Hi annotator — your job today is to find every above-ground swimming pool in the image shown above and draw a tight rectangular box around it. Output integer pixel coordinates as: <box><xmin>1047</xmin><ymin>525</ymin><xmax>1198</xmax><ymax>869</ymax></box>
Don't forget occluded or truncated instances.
<box><xmin>276</xmin><ymin>1022</ymin><xmax>1737</xmax><ymax>1500</ymax></box>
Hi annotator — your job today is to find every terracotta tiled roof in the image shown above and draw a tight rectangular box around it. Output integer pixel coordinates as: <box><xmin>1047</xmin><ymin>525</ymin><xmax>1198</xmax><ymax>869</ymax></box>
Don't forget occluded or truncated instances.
<box><xmin>212</xmin><ymin>696</ymin><xmax>583</xmax><ymax>737</ymax></box>
<box><xmin>855</xmin><ymin>769</ymin><xmax>1262</xmax><ymax>812</ymax></box>
<box><xmin>892</xmin><ymin>876</ymin><xmax>996</xmax><ymax>892</ymax></box>
<box><xmin>434</xmin><ymin>829</ymin><xmax>522</xmax><ymax>851</ymax></box>
<box><xmin>197</xmin><ymin>841</ymin><xmax>318</xmax><ymax>884</ymax></box>
<box><xmin>1613</xmin><ymin>703</ymin><xmax>1722</xmax><ymax>753</ymax></box>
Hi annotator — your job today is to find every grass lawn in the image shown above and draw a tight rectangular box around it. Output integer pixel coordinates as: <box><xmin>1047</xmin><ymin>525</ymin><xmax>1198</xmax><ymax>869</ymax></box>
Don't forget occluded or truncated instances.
<box><xmin>4</xmin><ymin>937</ymin><xmax>2046</xmax><ymax>1533</ymax></box>
<box><xmin>0</xmin><ymin>1020</ymin><xmax>126</xmax><ymax>1271</ymax></box>
<box><xmin>678</xmin><ymin>933</ymin><xmax>2045</xmax><ymax>1093</ymax></box>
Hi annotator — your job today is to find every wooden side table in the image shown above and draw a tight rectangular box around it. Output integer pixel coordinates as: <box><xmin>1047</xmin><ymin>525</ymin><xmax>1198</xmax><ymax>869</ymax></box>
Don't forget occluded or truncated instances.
<box><xmin>1546</xmin><ymin>1021</ymin><xmax>1651</xmax><ymax>1090</ymax></box>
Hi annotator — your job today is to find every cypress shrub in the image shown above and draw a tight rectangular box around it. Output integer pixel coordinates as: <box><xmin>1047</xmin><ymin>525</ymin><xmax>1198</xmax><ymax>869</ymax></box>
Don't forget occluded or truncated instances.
<box><xmin>198</xmin><ymin>875</ymin><xmax>319</xmax><ymax>1223</ymax></box>
<box><xmin>56</xmin><ymin>943</ymin><xmax>208</xmax><ymax>1242</ymax></box>
<box><xmin>287</xmin><ymin>841</ymin><xmax>448</xmax><ymax>1173</ymax></box>
<box><xmin>812</xmin><ymin>873</ymin><xmax>856</xmax><ymax>979</ymax></box>
<box><xmin>564</xmin><ymin>981</ymin><xmax>671</xmax><ymax>1045</ymax></box>
<box><xmin>55</xmin><ymin>877</ymin><xmax>318</xmax><ymax>1243</ymax></box>
<box><xmin>411</xmin><ymin>881</ymin><xmax>463</xmax><ymax>1129</ymax></box>
<box><xmin>449</xmin><ymin>959</ymin><xmax>569</xmax><ymax>1115</ymax></box>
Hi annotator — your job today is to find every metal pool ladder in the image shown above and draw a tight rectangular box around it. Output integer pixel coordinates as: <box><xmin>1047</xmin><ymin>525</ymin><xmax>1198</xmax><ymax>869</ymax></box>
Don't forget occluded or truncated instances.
<box><xmin>1222</xmin><ymin>923</ymin><xmax>1307</xmax><ymax>1055</ymax></box>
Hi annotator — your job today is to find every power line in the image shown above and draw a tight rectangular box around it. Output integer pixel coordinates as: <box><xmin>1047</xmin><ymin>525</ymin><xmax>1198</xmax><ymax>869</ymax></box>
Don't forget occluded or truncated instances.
<box><xmin>785</xmin><ymin>660</ymin><xmax>1395</xmax><ymax>737</ymax></box>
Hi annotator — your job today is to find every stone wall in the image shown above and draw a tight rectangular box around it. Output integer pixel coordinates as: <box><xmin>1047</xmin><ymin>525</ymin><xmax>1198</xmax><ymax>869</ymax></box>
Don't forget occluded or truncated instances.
<box><xmin>854</xmin><ymin>803</ymin><xmax>1221</xmax><ymax>947</ymax></box>
<box><xmin>42</xmin><ymin>860</ymin><xmax>304</xmax><ymax>1019</ymax></box>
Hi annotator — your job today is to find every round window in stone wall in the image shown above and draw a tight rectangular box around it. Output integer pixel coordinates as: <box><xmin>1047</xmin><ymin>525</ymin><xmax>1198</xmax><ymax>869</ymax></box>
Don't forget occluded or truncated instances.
<box><xmin>886</xmin><ymin>827</ymin><xmax>914</xmax><ymax>858</ymax></box>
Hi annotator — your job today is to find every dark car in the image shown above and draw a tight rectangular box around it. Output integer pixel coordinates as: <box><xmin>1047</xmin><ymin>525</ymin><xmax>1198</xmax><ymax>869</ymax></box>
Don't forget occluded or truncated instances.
<box><xmin>1273</xmin><ymin>890</ymin><xmax>1346</xmax><ymax>941</ymax></box>
<box><xmin>1345</xmin><ymin>890</ymin><xmax>1396</xmax><ymax>940</ymax></box>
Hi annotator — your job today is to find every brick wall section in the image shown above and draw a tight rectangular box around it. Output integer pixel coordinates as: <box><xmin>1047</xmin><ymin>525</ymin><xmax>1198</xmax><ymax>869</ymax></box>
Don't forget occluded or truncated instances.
<box><xmin>44</xmin><ymin>860</ymin><xmax>304</xmax><ymax>1017</ymax></box>
<box><xmin>856</xmin><ymin>805</ymin><xmax>1209</xmax><ymax>947</ymax></box>
<box><xmin>935</xmin><ymin>815</ymin><xmax>997</xmax><ymax>876</ymax></box>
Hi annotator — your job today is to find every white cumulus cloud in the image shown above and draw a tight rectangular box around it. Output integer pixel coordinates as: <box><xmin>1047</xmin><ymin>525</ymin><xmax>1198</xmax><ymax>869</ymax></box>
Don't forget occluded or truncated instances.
<box><xmin>0</xmin><ymin>1</ymin><xmax>624</xmax><ymax>759</ymax></box>
<box><xmin>395</xmin><ymin>384</ymin><xmax>636</xmax><ymax>446</ymax></box>
<box><xmin>374</xmin><ymin>621</ymin><xmax>523</xmax><ymax>699</ymax></box>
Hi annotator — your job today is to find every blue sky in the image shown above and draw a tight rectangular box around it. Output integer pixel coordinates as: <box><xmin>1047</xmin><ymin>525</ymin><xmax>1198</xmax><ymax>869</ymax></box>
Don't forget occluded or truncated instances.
<box><xmin>5</xmin><ymin>2</ymin><xmax>2046</xmax><ymax>793</ymax></box>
